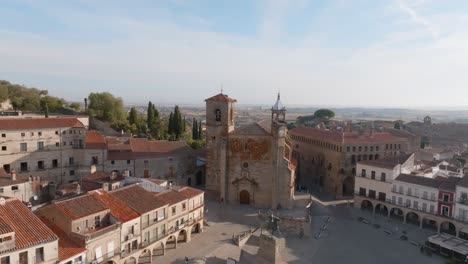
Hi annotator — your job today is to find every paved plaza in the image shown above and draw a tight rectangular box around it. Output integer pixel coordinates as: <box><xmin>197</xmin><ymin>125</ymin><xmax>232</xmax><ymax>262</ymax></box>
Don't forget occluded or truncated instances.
<box><xmin>154</xmin><ymin>197</ymin><xmax>446</xmax><ymax>263</ymax></box>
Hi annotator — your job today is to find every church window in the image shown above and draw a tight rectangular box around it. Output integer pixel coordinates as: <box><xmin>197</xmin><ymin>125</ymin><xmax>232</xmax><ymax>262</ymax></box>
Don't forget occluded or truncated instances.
<box><xmin>215</xmin><ymin>109</ymin><xmax>221</xmax><ymax>121</ymax></box>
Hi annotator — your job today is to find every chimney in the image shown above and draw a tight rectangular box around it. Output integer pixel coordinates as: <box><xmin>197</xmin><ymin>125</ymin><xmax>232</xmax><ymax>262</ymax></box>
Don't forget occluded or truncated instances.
<box><xmin>110</xmin><ymin>171</ymin><xmax>118</xmax><ymax>180</ymax></box>
<box><xmin>90</xmin><ymin>165</ymin><xmax>97</xmax><ymax>174</ymax></box>
<box><xmin>76</xmin><ymin>183</ymin><xmax>81</xmax><ymax>194</ymax></box>
<box><xmin>122</xmin><ymin>170</ymin><xmax>130</xmax><ymax>177</ymax></box>
<box><xmin>11</xmin><ymin>170</ymin><xmax>16</xmax><ymax>181</ymax></box>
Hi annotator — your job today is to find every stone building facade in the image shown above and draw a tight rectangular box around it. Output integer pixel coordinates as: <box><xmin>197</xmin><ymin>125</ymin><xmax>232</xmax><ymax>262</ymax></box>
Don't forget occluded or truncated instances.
<box><xmin>290</xmin><ymin>127</ymin><xmax>411</xmax><ymax>199</ymax></box>
<box><xmin>205</xmin><ymin>93</ymin><xmax>295</xmax><ymax>209</ymax></box>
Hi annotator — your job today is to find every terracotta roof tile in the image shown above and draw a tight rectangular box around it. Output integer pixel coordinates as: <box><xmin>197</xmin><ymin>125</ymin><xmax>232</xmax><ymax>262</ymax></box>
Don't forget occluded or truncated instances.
<box><xmin>395</xmin><ymin>174</ymin><xmax>444</xmax><ymax>189</ymax></box>
<box><xmin>107</xmin><ymin>140</ymin><xmax>192</xmax><ymax>160</ymax></box>
<box><xmin>178</xmin><ymin>187</ymin><xmax>204</xmax><ymax>199</ymax></box>
<box><xmin>439</xmin><ymin>177</ymin><xmax>461</xmax><ymax>191</ymax></box>
<box><xmin>39</xmin><ymin>217</ymin><xmax>86</xmax><ymax>261</ymax></box>
<box><xmin>110</xmin><ymin>185</ymin><xmax>168</xmax><ymax>214</ymax></box>
<box><xmin>85</xmin><ymin>130</ymin><xmax>107</xmax><ymax>149</ymax></box>
<box><xmin>358</xmin><ymin>154</ymin><xmax>413</xmax><ymax>169</ymax></box>
<box><xmin>84</xmin><ymin>171</ymin><xmax>112</xmax><ymax>181</ymax></box>
<box><xmin>0</xmin><ymin>217</ymin><xmax>13</xmax><ymax>235</ymax></box>
<box><xmin>204</xmin><ymin>93</ymin><xmax>237</xmax><ymax>103</ymax></box>
<box><xmin>0</xmin><ymin>198</ymin><xmax>57</xmax><ymax>254</ymax></box>
<box><xmin>0</xmin><ymin>117</ymin><xmax>84</xmax><ymax>130</ymax></box>
<box><xmin>90</xmin><ymin>190</ymin><xmax>139</xmax><ymax>222</ymax></box>
<box><xmin>54</xmin><ymin>194</ymin><xmax>109</xmax><ymax>220</ymax></box>
<box><xmin>231</xmin><ymin>120</ymin><xmax>271</xmax><ymax>135</ymax></box>
<box><xmin>154</xmin><ymin>189</ymin><xmax>187</xmax><ymax>205</ymax></box>
<box><xmin>290</xmin><ymin>126</ymin><xmax>404</xmax><ymax>144</ymax></box>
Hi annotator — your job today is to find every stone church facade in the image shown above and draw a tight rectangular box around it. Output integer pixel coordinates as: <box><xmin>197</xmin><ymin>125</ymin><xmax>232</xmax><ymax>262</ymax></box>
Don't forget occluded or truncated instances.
<box><xmin>205</xmin><ymin>93</ymin><xmax>295</xmax><ymax>209</ymax></box>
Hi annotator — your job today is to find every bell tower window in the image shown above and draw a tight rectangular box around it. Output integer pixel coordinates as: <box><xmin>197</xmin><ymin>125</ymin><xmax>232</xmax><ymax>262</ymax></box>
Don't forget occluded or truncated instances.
<box><xmin>215</xmin><ymin>109</ymin><xmax>221</xmax><ymax>121</ymax></box>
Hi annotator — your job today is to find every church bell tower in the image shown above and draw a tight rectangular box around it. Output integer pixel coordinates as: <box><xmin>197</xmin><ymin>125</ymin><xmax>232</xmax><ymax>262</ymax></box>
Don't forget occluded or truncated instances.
<box><xmin>271</xmin><ymin>93</ymin><xmax>288</xmax><ymax>209</ymax></box>
<box><xmin>204</xmin><ymin>93</ymin><xmax>236</xmax><ymax>201</ymax></box>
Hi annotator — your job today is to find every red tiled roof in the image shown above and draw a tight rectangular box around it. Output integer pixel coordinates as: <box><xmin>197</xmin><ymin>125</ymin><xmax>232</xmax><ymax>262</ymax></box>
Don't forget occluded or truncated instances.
<box><xmin>84</xmin><ymin>171</ymin><xmax>112</xmax><ymax>181</ymax></box>
<box><xmin>178</xmin><ymin>187</ymin><xmax>204</xmax><ymax>199</ymax></box>
<box><xmin>40</xmin><ymin>217</ymin><xmax>86</xmax><ymax>261</ymax></box>
<box><xmin>54</xmin><ymin>194</ymin><xmax>109</xmax><ymax>220</ymax></box>
<box><xmin>290</xmin><ymin>126</ymin><xmax>403</xmax><ymax>144</ymax></box>
<box><xmin>358</xmin><ymin>154</ymin><xmax>413</xmax><ymax>169</ymax></box>
<box><xmin>85</xmin><ymin>130</ymin><xmax>107</xmax><ymax>149</ymax></box>
<box><xmin>0</xmin><ymin>117</ymin><xmax>84</xmax><ymax>130</ymax></box>
<box><xmin>110</xmin><ymin>185</ymin><xmax>168</xmax><ymax>214</ymax></box>
<box><xmin>155</xmin><ymin>189</ymin><xmax>187</xmax><ymax>205</ymax></box>
<box><xmin>107</xmin><ymin>140</ymin><xmax>192</xmax><ymax>160</ymax></box>
<box><xmin>0</xmin><ymin>168</ymin><xmax>8</xmax><ymax>178</ymax></box>
<box><xmin>0</xmin><ymin>198</ymin><xmax>57</xmax><ymax>254</ymax></box>
<box><xmin>0</xmin><ymin>217</ymin><xmax>13</xmax><ymax>235</ymax></box>
<box><xmin>231</xmin><ymin>120</ymin><xmax>271</xmax><ymax>135</ymax></box>
<box><xmin>204</xmin><ymin>93</ymin><xmax>237</xmax><ymax>103</ymax></box>
<box><xmin>90</xmin><ymin>190</ymin><xmax>139</xmax><ymax>223</ymax></box>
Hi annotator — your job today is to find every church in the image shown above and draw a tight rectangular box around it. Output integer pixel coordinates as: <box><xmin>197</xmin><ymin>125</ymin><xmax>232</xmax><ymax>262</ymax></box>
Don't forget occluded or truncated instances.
<box><xmin>204</xmin><ymin>92</ymin><xmax>296</xmax><ymax>209</ymax></box>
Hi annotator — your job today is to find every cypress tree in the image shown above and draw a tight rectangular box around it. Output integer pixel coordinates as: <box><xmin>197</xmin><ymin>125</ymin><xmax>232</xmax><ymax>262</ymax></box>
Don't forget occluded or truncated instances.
<box><xmin>129</xmin><ymin>107</ymin><xmax>138</xmax><ymax>125</ymax></box>
<box><xmin>192</xmin><ymin>119</ymin><xmax>198</xmax><ymax>140</ymax></box>
<box><xmin>198</xmin><ymin>121</ymin><xmax>203</xmax><ymax>140</ymax></box>
<box><xmin>45</xmin><ymin>103</ymin><xmax>49</xmax><ymax>118</ymax></box>
<box><xmin>168</xmin><ymin>112</ymin><xmax>173</xmax><ymax>135</ymax></box>
<box><xmin>173</xmin><ymin>105</ymin><xmax>182</xmax><ymax>139</ymax></box>
<box><xmin>147</xmin><ymin>101</ymin><xmax>154</xmax><ymax>132</ymax></box>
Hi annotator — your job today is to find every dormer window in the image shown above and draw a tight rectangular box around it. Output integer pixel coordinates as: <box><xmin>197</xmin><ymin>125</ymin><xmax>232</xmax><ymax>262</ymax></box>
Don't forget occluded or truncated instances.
<box><xmin>215</xmin><ymin>109</ymin><xmax>221</xmax><ymax>121</ymax></box>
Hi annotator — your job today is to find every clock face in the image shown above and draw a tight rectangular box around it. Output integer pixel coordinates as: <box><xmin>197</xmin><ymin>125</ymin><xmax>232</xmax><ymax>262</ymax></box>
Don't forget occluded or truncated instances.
<box><xmin>278</xmin><ymin>128</ymin><xmax>285</xmax><ymax>137</ymax></box>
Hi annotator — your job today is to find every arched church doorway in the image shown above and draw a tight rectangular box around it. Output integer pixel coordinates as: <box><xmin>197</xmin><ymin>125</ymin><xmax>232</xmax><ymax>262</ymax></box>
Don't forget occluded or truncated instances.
<box><xmin>240</xmin><ymin>190</ymin><xmax>250</xmax><ymax>204</ymax></box>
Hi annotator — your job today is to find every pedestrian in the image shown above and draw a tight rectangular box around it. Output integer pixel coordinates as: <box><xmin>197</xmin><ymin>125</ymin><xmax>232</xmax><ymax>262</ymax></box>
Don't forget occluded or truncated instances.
<box><xmin>185</xmin><ymin>256</ymin><xmax>189</xmax><ymax>264</ymax></box>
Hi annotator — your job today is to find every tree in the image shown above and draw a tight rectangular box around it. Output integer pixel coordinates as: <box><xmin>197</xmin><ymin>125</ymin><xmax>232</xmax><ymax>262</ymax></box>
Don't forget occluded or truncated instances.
<box><xmin>147</xmin><ymin>102</ymin><xmax>154</xmax><ymax>130</ymax></box>
<box><xmin>314</xmin><ymin>109</ymin><xmax>335</xmax><ymax>120</ymax></box>
<box><xmin>44</xmin><ymin>103</ymin><xmax>49</xmax><ymax>118</ymax></box>
<box><xmin>192</xmin><ymin>118</ymin><xmax>198</xmax><ymax>140</ymax></box>
<box><xmin>394</xmin><ymin>121</ymin><xmax>401</xmax><ymax>130</ymax></box>
<box><xmin>69</xmin><ymin>102</ymin><xmax>81</xmax><ymax>111</ymax></box>
<box><xmin>168</xmin><ymin>112</ymin><xmax>174</xmax><ymax>135</ymax></box>
<box><xmin>128</xmin><ymin>107</ymin><xmax>138</xmax><ymax>126</ymax></box>
<box><xmin>172</xmin><ymin>105</ymin><xmax>183</xmax><ymax>140</ymax></box>
<box><xmin>198</xmin><ymin>121</ymin><xmax>203</xmax><ymax>140</ymax></box>
<box><xmin>87</xmin><ymin>92</ymin><xmax>127</xmax><ymax>126</ymax></box>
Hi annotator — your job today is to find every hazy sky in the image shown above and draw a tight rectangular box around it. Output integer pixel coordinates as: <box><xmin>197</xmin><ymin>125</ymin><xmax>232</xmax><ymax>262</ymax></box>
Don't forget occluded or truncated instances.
<box><xmin>1</xmin><ymin>0</ymin><xmax>468</xmax><ymax>108</ymax></box>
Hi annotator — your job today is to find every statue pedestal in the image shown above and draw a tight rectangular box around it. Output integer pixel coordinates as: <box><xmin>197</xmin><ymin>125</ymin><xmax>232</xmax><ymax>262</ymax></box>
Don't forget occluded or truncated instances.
<box><xmin>258</xmin><ymin>233</ymin><xmax>285</xmax><ymax>264</ymax></box>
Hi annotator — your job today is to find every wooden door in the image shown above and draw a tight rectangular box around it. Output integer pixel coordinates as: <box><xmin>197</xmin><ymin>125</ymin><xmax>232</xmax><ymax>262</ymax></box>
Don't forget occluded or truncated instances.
<box><xmin>239</xmin><ymin>190</ymin><xmax>250</xmax><ymax>204</ymax></box>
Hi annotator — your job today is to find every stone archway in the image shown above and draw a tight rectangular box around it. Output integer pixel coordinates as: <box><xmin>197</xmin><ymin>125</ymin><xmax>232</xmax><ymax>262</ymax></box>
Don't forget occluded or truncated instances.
<box><xmin>389</xmin><ymin>208</ymin><xmax>404</xmax><ymax>222</ymax></box>
<box><xmin>152</xmin><ymin>242</ymin><xmax>165</xmax><ymax>256</ymax></box>
<box><xmin>440</xmin><ymin>221</ymin><xmax>457</xmax><ymax>236</ymax></box>
<box><xmin>166</xmin><ymin>235</ymin><xmax>177</xmax><ymax>250</ymax></box>
<box><xmin>375</xmin><ymin>204</ymin><xmax>388</xmax><ymax>216</ymax></box>
<box><xmin>124</xmin><ymin>257</ymin><xmax>137</xmax><ymax>264</ymax></box>
<box><xmin>422</xmin><ymin>218</ymin><xmax>438</xmax><ymax>231</ymax></box>
<box><xmin>342</xmin><ymin>177</ymin><xmax>354</xmax><ymax>197</ymax></box>
<box><xmin>361</xmin><ymin>200</ymin><xmax>373</xmax><ymax>212</ymax></box>
<box><xmin>239</xmin><ymin>190</ymin><xmax>250</xmax><ymax>205</ymax></box>
<box><xmin>138</xmin><ymin>249</ymin><xmax>151</xmax><ymax>264</ymax></box>
<box><xmin>192</xmin><ymin>223</ymin><xmax>201</xmax><ymax>234</ymax></box>
<box><xmin>177</xmin><ymin>229</ymin><xmax>187</xmax><ymax>243</ymax></box>
<box><xmin>406</xmin><ymin>212</ymin><xmax>420</xmax><ymax>226</ymax></box>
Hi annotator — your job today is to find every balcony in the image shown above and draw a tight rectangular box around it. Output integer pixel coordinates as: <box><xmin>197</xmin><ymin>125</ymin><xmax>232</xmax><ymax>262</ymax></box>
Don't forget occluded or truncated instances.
<box><xmin>72</xmin><ymin>223</ymin><xmax>119</xmax><ymax>242</ymax></box>
<box><xmin>439</xmin><ymin>198</ymin><xmax>454</xmax><ymax>204</ymax></box>
<box><xmin>95</xmin><ymin>248</ymin><xmax>120</xmax><ymax>264</ymax></box>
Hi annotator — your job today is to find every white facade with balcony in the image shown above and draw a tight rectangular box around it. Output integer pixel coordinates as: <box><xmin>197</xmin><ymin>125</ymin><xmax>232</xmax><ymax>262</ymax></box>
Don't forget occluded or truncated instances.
<box><xmin>390</xmin><ymin>180</ymin><xmax>439</xmax><ymax>215</ymax></box>
<box><xmin>454</xmin><ymin>185</ymin><xmax>468</xmax><ymax>223</ymax></box>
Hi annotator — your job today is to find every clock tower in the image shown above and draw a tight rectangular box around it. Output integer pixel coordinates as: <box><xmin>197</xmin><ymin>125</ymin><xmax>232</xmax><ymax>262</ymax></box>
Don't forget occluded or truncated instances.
<box><xmin>271</xmin><ymin>93</ymin><xmax>289</xmax><ymax>208</ymax></box>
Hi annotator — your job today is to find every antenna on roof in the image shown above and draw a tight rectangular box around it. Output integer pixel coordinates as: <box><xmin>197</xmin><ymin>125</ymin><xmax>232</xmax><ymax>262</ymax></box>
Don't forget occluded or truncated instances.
<box><xmin>220</xmin><ymin>84</ymin><xmax>224</xmax><ymax>94</ymax></box>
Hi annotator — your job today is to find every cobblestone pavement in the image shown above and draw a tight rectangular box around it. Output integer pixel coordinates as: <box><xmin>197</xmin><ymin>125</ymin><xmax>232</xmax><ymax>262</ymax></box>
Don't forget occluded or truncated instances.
<box><xmin>153</xmin><ymin>198</ymin><xmax>445</xmax><ymax>263</ymax></box>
